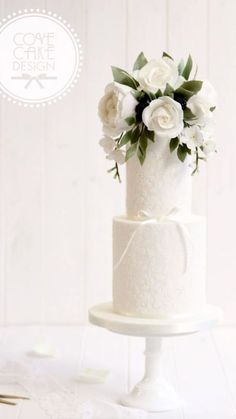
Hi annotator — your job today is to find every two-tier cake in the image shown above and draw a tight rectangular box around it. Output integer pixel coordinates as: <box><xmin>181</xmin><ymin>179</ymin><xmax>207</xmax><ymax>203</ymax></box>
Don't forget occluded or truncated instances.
<box><xmin>99</xmin><ymin>51</ymin><xmax>216</xmax><ymax>320</ymax></box>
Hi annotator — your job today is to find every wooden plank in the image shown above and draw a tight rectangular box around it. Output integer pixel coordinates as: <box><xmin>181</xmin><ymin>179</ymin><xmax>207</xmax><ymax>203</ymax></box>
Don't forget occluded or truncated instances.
<box><xmin>0</xmin><ymin>0</ymin><xmax>6</xmax><ymax>325</ymax></box>
<box><xmin>85</xmin><ymin>0</ymin><xmax>127</xmax><ymax>311</ymax></box>
<box><xmin>3</xmin><ymin>104</ymin><xmax>45</xmax><ymax>324</ymax></box>
<box><xmin>212</xmin><ymin>328</ymin><xmax>236</xmax><ymax>411</ymax></box>
<box><xmin>126</xmin><ymin>0</ymin><xmax>167</xmax><ymax>65</ymax></box>
<box><xmin>1</xmin><ymin>0</ymin><xmax>87</xmax><ymax>324</ymax></box>
<box><xmin>3</xmin><ymin>0</ymin><xmax>46</xmax><ymax>324</ymax></box>
<box><xmin>79</xmin><ymin>326</ymin><xmax>129</xmax><ymax>403</ymax></box>
<box><xmin>207</xmin><ymin>0</ymin><xmax>236</xmax><ymax>324</ymax></box>
<box><xmin>0</xmin><ymin>325</ymin><xmax>87</xmax><ymax>418</ymax></box>
<box><xmin>0</xmin><ymin>383</ymin><xmax>49</xmax><ymax>419</ymax></box>
<box><xmin>1</xmin><ymin>326</ymin><xmax>236</xmax><ymax>418</ymax></box>
<box><xmin>41</xmin><ymin>0</ymin><xmax>87</xmax><ymax>323</ymax></box>
<box><xmin>168</xmin><ymin>0</ymin><xmax>208</xmax><ymax>216</ymax></box>
<box><xmin>172</xmin><ymin>331</ymin><xmax>236</xmax><ymax>418</ymax></box>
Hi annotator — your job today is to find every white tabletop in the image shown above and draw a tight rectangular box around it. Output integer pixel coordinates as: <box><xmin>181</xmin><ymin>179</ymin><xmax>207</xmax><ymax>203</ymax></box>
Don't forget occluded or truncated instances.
<box><xmin>0</xmin><ymin>324</ymin><xmax>235</xmax><ymax>419</ymax></box>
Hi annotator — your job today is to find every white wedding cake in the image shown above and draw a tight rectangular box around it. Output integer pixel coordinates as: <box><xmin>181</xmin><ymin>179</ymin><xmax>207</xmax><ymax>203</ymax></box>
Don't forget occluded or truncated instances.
<box><xmin>98</xmin><ymin>51</ymin><xmax>216</xmax><ymax>320</ymax></box>
<box><xmin>113</xmin><ymin>140</ymin><xmax>206</xmax><ymax>318</ymax></box>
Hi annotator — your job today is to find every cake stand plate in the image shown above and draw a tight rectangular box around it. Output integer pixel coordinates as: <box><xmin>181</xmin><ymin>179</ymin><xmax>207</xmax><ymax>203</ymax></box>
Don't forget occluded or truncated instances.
<box><xmin>89</xmin><ymin>303</ymin><xmax>222</xmax><ymax>412</ymax></box>
<box><xmin>89</xmin><ymin>302</ymin><xmax>222</xmax><ymax>337</ymax></box>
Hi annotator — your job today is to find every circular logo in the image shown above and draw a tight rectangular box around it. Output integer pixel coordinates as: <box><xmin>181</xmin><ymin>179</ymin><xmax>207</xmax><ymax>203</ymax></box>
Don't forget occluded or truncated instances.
<box><xmin>0</xmin><ymin>9</ymin><xmax>83</xmax><ymax>106</ymax></box>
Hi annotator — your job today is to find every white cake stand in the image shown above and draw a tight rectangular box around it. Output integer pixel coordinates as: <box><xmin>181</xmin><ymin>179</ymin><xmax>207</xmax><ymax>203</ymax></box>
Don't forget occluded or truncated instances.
<box><xmin>89</xmin><ymin>302</ymin><xmax>222</xmax><ymax>412</ymax></box>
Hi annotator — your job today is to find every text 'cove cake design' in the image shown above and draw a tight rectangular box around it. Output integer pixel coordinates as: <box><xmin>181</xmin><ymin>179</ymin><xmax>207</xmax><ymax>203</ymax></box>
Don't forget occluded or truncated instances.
<box><xmin>98</xmin><ymin>51</ymin><xmax>216</xmax><ymax>318</ymax></box>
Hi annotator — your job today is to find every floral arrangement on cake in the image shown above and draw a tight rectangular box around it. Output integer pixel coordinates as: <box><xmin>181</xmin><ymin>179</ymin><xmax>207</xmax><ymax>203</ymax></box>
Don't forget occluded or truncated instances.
<box><xmin>98</xmin><ymin>52</ymin><xmax>216</xmax><ymax>181</ymax></box>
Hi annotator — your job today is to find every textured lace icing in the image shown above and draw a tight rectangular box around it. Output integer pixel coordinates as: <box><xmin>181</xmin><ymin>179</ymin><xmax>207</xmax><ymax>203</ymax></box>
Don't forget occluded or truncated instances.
<box><xmin>114</xmin><ymin>208</ymin><xmax>193</xmax><ymax>275</ymax></box>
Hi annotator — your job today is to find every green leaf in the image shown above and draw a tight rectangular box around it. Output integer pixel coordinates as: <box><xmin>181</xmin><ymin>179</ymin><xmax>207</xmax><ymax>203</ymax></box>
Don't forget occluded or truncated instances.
<box><xmin>174</xmin><ymin>87</ymin><xmax>193</xmax><ymax>100</ymax></box>
<box><xmin>180</xmin><ymin>80</ymin><xmax>203</xmax><ymax>94</ymax></box>
<box><xmin>112</xmin><ymin>66</ymin><xmax>138</xmax><ymax>89</ymax></box>
<box><xmin>162</xmin><ymin>51</ymin><xmax>173</xmax><ymax>60</ymax></box>
<box><xmin>177</xmin><ymin>144</ymin><xmax>188</xmax><ymax>162</ymax></box>
<box><xmin>175</xmin><ymin>80</ymin><xmax>203</xmax><ymax>100</ymax></box>
<box><xmin>137</xmin><ymin>146</ymin><xmax>145</xmax><ymax>165</ymax></box>
<box><xmin>184</xmin><ymin>107</ymin><xmax>196</xmax><ymax>121</ymax></box>
<box><xmin>133</xmin><ymin>52</ymin><xmax>148</xmax><ymax>71</ymax></box>
<box><xmin>178</xmin><ymin>59</ymin><xmax>185</xmax><ymax>75</ymax></box>
<box><xmin>137</xmin><ymin>130</ymin><xmax>149</xmax><ymax>165</ymax></box>
<box><xmin>130</xmin><ymin>125</ymin><xmax>140</xmax><ymax>144</ymax></box>
<box><xmin>119</xmin><ymin>125</ymin><xmax>140</xmax><ymax>149</ymax></box>
<box><xmin>210</xmin><ymin>106</ymin><xmax>216</xmax><ymax>112</ymax></box>
<box><xmin>139</xmin><ymin>134</ymin><xmax>148</xmax><ymax>154</ymax></box>
<box><xmin>146</xmin><ymin>129</ymin><xmax>155</xmax><ymax>142</ymax></box>
<box><xmin>155</xmin><ymin>89</ymin><xmax>163</xmax><ymax>98</ymax></box>
<box><xmin>182</xmin><ymin>55</ymin><xmax>193</xmax><ymax>80</ymax></box>
<box><xmin>164</xmin><ymin>83</ymin><xmax>174</xmax><ymax>97</ymax></box>
<box><xmin>118</xmin><ymin>130</ymin><xmax>133</xmax><ymax>148</ymax></box>
<box><xmin>169</xmin><ymin>137</ymin><xmax>179</xmax><ymax>152</ymax></box>
<box><xmin>132</xmin><ymin>90</ymin><xmax>142</xmax><ymax>100</ymax></box>
<box><xmin>125</xmin><ymin>143</ymin><xmax>138</xmax><ymax>162</ymax></box>
<box><xmin>125</xmin><ymin>116</ymin><xmax>136</xmax><ymax>126</ymax></box>
<box><xmin>149</xmin><ymin>92</ymin><xmax>156</xmax><ymax>100</ymax></box>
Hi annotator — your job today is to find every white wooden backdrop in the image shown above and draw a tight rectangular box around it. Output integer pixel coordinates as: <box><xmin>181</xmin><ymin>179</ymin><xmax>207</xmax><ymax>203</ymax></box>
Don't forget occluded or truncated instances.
<box><xmin>0</xmin><ymin>0</ymin><xmax>234</xmax><ymax>325</ymax></box>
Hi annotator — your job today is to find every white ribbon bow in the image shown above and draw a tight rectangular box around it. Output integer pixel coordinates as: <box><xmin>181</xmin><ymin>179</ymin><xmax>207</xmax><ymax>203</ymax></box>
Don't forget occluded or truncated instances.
<box><xmin>113</xmin><ymin>208</ymin><xmax>193</xmax><ymax>274</ymax></box>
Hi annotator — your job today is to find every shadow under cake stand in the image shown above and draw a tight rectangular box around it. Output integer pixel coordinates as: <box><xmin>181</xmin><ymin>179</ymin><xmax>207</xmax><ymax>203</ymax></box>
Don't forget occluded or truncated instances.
<box><xmin>89</xmin><ymin>302</ymin><xmax>222</xmax><ymax>412</ymax></box>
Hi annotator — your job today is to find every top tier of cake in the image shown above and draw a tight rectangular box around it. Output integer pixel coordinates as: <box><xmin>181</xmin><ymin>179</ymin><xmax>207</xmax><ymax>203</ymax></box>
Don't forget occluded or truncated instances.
<box><xmin>126</xmin><ymin>138</ymin><xmax>192</xmax><ymax>218</ymax></box>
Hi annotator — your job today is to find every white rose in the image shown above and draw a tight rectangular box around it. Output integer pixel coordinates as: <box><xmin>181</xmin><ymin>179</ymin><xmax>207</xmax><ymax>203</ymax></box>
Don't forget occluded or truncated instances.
<box><xmin>99</xmin><ymin>136</ymin><xmax>116</xmax><ymax>154</ymax></box>
<box><xmin>135</xmin><ymin>57</ymin><xmax>181</xmax><ymax>94</ymax></box>
<box><xmin>98</xmin><ymin>82</ymin><xmax>137</xmax><ymax>138</ymax></box>
<box><xmin>107</xmin><ymin>149</ymin><xmax>125</xmax><ymax>165</ymax></box>
<box><xmin>187</xmin><ymin>80</ymin><xmax>217</xmax><ymax>126</ymax></box>
<box><xmin>142</xmin><ymin>96</ymin><xmax>184</xmax><ymax>138</ymax></box>
<box><xmin>180</xmin><ymin>126</ymin><xmax>204</xmax><ymax>150</ymax></box>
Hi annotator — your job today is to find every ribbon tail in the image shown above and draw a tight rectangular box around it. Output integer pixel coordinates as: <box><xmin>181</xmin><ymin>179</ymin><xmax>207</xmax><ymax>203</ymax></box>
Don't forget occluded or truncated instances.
<box><xmin>113</xmin><ymin>229</ymin><xmax>137</xmax><ymax>272</ymax></box>
<box><xmin>113</xmin><ymin>219</ymin><xmax>153</xmax><ymax>272</ymax></box>
<box><xmin>174</xmin><ymin>222</ymin><xmax>193</xmax><ymax>274</ymax></box>
<box><xmin>113</xmin><ymin>210</ymin><xmax>193</xmax><ymax>277</ymax></box>
<box><xmin>25</xmin><ymin>79</ymin><xmax>34</xmax><ymax>89</ymax></box>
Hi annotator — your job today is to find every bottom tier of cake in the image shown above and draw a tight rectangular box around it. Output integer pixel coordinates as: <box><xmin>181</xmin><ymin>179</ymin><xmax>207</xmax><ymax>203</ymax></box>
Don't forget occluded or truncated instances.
<box><xmin>113</xmin><ymin>215</ymin><xmax>206</xmax><ymax>319</ymax></box>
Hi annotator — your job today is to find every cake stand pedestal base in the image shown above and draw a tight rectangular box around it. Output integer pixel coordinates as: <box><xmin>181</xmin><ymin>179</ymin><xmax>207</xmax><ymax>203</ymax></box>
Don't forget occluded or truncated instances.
<box><xmin>121</xmin><ymin>336</ymin><xmax>182</xmax><ymax>412</ymax></box>
<box><xmin>89</xmin><ymin>303</ymin><xmax>222</xmax><ymax>413</ymax></box>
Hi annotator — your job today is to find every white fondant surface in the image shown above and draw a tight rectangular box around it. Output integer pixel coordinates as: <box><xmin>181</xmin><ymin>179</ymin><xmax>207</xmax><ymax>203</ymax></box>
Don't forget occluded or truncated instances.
<box><xmin>113</xmin><ymin>216</ymin><xmax>206</xmax><ymax>318</ymax></box>
<box><xmin>126</xmin><ymin>138</ymin><xmax>192</xmax><ymax>218</ymax></box>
